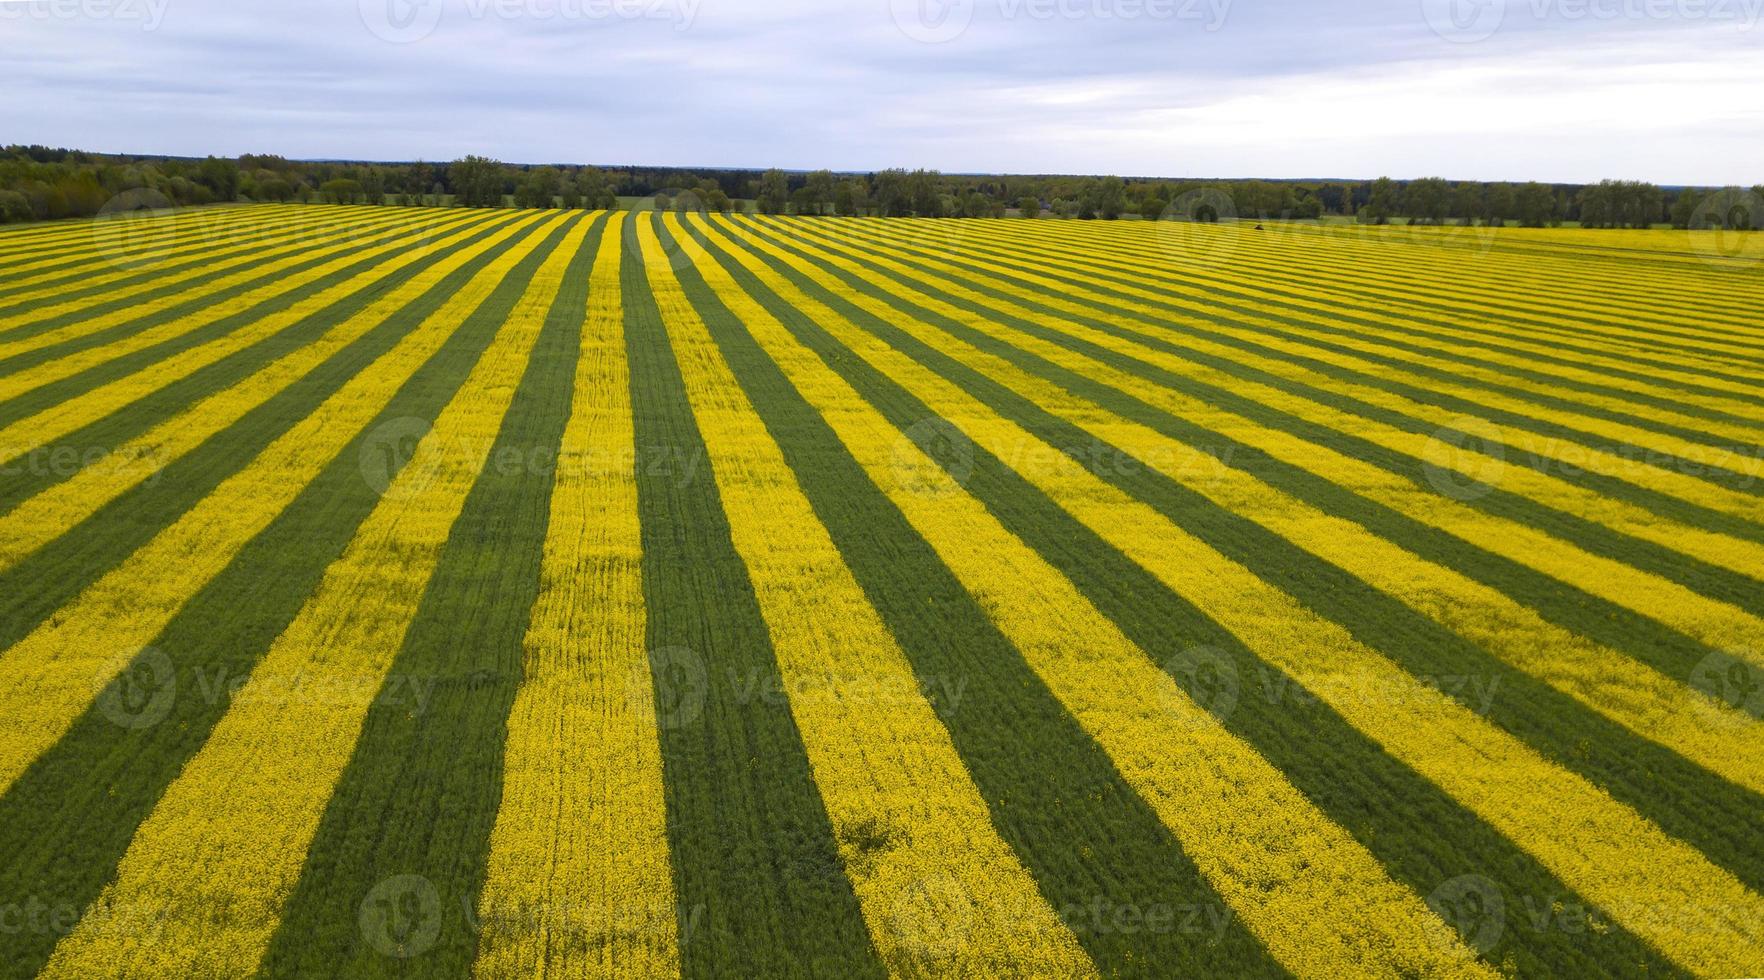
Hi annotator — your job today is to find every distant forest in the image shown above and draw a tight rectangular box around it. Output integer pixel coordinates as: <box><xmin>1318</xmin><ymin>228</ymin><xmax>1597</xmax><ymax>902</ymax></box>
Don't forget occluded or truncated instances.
<box><xmin>2</xmin><ymin>145</ymin><xmax>1759</xmax><ymax>230</ymax></box>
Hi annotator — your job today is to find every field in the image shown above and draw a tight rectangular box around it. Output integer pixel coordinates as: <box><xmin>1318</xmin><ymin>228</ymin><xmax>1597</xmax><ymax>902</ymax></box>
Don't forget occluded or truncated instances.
<box><xmin>0</xmin><ymin>203</ymin><xmax>1762</xmax><ymax>978</ymax></box>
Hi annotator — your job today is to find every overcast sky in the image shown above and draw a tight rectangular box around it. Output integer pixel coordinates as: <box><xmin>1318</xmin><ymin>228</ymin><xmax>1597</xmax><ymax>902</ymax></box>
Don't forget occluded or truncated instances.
<box><xmin>3</xmin><ymin>0</ymin><xmax>1760</xmax><ymax>183</ymax></box>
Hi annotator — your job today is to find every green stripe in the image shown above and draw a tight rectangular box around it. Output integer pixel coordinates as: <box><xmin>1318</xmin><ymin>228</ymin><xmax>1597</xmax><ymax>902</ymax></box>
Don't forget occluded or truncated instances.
<box><xmin>256</xmin><ymin>214</ymin><xmax>600</xmax><ymax>978</ymax></box>
<box><xmin>653</xmin><ymin>215</ymin><xmax>1285</xmax><ymax>977</ymax></box>
<box><xmin>0</xmin><ymin>215</ymin><xmax>560</xmax><ymax>980</ymax></box>
<box><xmin>0</xmin><ymin>211</ymin><xmax>523</xmax><ymax>513</ymax></box>
<box><xmin>675</xmin><ymin>212</ymin><xmax>1693</xmax><ymax>976</ymax></box>
<box><xmin>622</xmin><ymin>216</ymin><xmax>886</xmax><ymax>979</ymax></box>
<box><xmin>764</xmin><ymin>219</ymin><xmax>1764</xmax><ymax>611</ymax></box>
<box><xmin>0</xmin><ymin>206</ymin><xmax>299</xmax><ymax>284</ymax></box>
<box><xmin>0</xmin><ymin>211</ymin><xmax>495</xmax><ymax>415</ymax></box>
<box><xmin>738</xmin><ymin>213</ymin><xmax>1764</xmax><ymax>887</ymax></box>
<box><xmin>828</xmin><ymin>220</ymin><xmax>1764</xmax><ymax>486</ymax></box>
<box><xmin>750</xmin><ymin>219</ymin><xmax>1746</xmax><ymax>692</ymax></box>
<box><xmin>0</xmin><ymin>207</ymin><xmax>395</xmax><ymax>309</ymax></box>
<box><xmin>1021</xmin><ymin>221</ymin><xmax>1764</xmax><ymax>383</ymax></box>
<box><xmin>0</xmin><ymin>211</ymin><xmax>461</xmax><ymax>378</ymax></box>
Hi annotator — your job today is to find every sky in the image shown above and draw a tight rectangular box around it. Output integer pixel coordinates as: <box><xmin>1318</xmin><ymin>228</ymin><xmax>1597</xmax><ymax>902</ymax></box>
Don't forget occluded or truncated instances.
<box><xmin>2</xmin><ymin>0</ymin><xmax>1761</xmax><ymax>184</ymax></box>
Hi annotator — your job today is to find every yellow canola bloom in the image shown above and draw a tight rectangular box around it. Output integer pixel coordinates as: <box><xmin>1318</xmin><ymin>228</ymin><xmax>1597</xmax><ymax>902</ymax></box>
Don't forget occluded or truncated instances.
<box><xmin>0</xmin><ymin>206</ymin><xmax>484</xmax><ymax>410</ymax></box>
<box><xmin>738</xmin><ymin>220</ymin><xmax>1764</xmax><ymax>796</ymax></box>
<box><xmin>811</xmin><ymin>217</ymin><xmax>1764</xmax><ymax>532</ymax></box>
<box><xmin>1015</xmin><ymin>217</ymin><xmax>1764</xmax><ymax>368</ymax></box>
<box><xmin>645</xmin><ymin>216</ymin><xmax>1097</xmax><ymax>979</ymax></box>
<box><xmin>474</xmin><ymin>215</ymin><xmax>682</xmax><ymax>980</ymax></box>
<box><xmin>918</xmin><ymin>218</ymin><xmax>1764</xmax><ymax>424</ymax></box>
<box><xmin>679</xmin><ymin>213</ymin><xmax>1497</xmax><ymax>980</ymax></box>
<box><xmin>0</xmin><ymin>210</ymin><xmax>561</xmax><ymax>800</ymax></box>
<box><xmin>705</xmin><ymin>212</ymin><xmax>1764</xmax><ymax>980</ymax></box>
<box><xmin>0</xmin><ymin>205</ymin><xmax>398</xmax><ymax>311</ymax></box>
<box><xmin>0</xmin><ymin>204</ymin><xmax>306</xmax><ymax>280</ymax></box>
<box><xmin>0</xmin><ymin>206</ymin><xmax>419</xmax><ymax>342</ymax></box>
<box><xmin>776</xmin><ymin>217</ymin><xmax>1764</xmax><ymax>659</ymax></box>
<box><xmin>39</xmin><ymin>213</ymin><xmax>590</xmax><ymax>980</ymax></box>
<box><xmin>0</xmin><ymin>209</ymin><xmax>503</xmax><ymax>573</ymax></box>
<box><xmin>1021</xmin><ymin>217</ymin><xmax>1764</xmax><ymax>363</ymax></box>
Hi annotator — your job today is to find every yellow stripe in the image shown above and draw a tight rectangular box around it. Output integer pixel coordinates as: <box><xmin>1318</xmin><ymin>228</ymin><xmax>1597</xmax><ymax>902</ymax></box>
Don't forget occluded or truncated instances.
<box><xmin>692</xmin><ymin>212</ymin><xmax>1764</xmax><ymax>978</ymax></box>
<box><xmin>927</xmin><ymin>218</ymin><xmax>1764</xmax><ymax>417</ymax></box>
<box><xmin>0</xmin><ymin>210</ymin><xmax>559</xmax><ymax>800</ymax></box>
<box><xmin>776</xmin><ymin>217</ymin><xmax>1764</xmax><ymax>657</ymax></box>
<box><xmin>0</xmin><ymin>209</ymin><xmax>510</xmax><ymax>574</ymax></box>
<box><xmin>1027</xmin><ymin>219</ymin><xmax>1764</xmax><ymax>357</ymax></box>
<box><xmin>730</xmin><ymin>217</ymin><xmax>1764</xmax><ymax>796</ymax></box>
<box><xmin>473</xmin><ymin>215</ymin><xmax>682</xmax><ymax>979</ymax></box>
<box><xmin>0</xmin><ymin>205</ymin><xmax>297</xmax><ymax>275</ymax></box>
<box><xmin>814</xmin><ymin>218</ymin><xmax>1764</xmax><ymax>525</ymax></box>
<box><xmin>641</xmin><ymin>217</ymin><xmax>1096</xmax><ymax>978</ymax></box>
<box><xmin>38</xmin><ymin>213</ymin><xmax>587</xmax><ymax>979</ymax></box>
<box><xmin>0</xmin><ymin>206</ymin><xmax>386</xmax><ymax>306</ymax></box>
<box><xmin>672</xmin><ymin>213</ymin><xmax>1495</xmax><ymax>980</ymax></box>
<box><xmin>0</xmin><ymin>210</ymin><xmax>487</xmax><ymax>461</ymax></box>
<box><xmin>0</xmin><ymin>207</ymin><xmax>422</xmax><ymax>358</ymax></box>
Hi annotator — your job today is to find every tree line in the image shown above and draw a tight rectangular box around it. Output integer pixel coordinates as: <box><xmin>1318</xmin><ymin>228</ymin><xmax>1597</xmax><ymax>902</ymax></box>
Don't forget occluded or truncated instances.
<box><xmin>1</xmin><ymin>145</ymin><xmax>1758</xmax><ymax>231</ymax></box>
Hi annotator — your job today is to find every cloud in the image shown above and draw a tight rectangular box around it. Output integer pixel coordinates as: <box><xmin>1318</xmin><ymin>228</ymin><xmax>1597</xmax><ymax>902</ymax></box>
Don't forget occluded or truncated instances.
<box><xmin>1</xmin><ymin>0</ymin><xmax>1758</xmax><ymax>182</ymax></box>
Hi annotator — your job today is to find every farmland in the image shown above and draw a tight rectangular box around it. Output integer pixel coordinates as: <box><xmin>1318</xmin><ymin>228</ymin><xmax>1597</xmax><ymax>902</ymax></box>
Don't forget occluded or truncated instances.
<box><xmin>0</xmin><ymin>202</ymin><xmax>1762</xmax><ymax>978</ymax></box>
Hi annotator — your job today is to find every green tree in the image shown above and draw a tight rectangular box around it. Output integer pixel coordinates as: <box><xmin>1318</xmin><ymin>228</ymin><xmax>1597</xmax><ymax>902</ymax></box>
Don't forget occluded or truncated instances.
<box><xmin>755</xmin><ymin>168</ymin><xmax>790</xmax><ymax>215</ymax></box>
<box><xmin>1360</xmin><ymin>177</ymin><xmax>1399</xmax><ymax>225</ymax></box>
<box><xmin>198</xmin><ymin>156</ymin><xmax>239</xmax><ymax>201</ymax></box>
<box><xmin>1403</xmin><ymin>177</ymin><xmax>1450</xmax><ymax>224</ymax></box>
<box><xmin>1514</xmin><ymin>182</ymin><xmax>1556</xmax><ymax>227</ymax></box>
<box><xmin>802</xmin><ymin>169</ymin><xmax>835</xmax><ymax>216</ymax></box>
<box><xmin>450</xmin><ymin>155</ymin><xmax>506</xmax><ymax>208</ymax></box>
<box><xmin>1018</xmin><ymin>195</ymin><xmax>1040</xmax><ymax>217</ymax></box>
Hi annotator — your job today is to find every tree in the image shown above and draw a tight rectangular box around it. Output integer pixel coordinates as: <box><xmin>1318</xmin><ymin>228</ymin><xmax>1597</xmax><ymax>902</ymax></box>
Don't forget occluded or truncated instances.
<box><xmin>1450</xmin><ymin>182</ymin><xmax>1484</xmax><ymax>225</ymax></box>
<box><xmin>1671</xmin><ymin>188</ymin><xmax>1705</xmax><ymax>229</ymax></box>
<box><xmin>1403</xmin><ymin>177</ymin><xmax>1451</xmax><ymax>224</ymax></box>
<box><xmin>756</xmin><ymin>168</ymin><xmax>790</xmax><ymax>215</ymax></box>
<box><xmin>320</xmin><ymin>178</ymin><xmax>363</xmax><ymax>204</ymax></box>
<box><xmin>1019</xmin><ymin>195</ymin><xmax>1040</xmax><ymax>217</ymax></box>
<box><xmin>574</xmin><ymin>168</ymin><xmax>617</xmax><ymax>210</ymax></box>
<box><xmin>833</xmin><ymin>180</ymin><xmax>858</xmax><ymax>217</ymax></box>
<box><xmin>198</xmin><ymin>156</ymin><xmax>239</xmax><ymax>201</ymax></box>
<box><xmin>0</xmin><ymin>189</ymin><xmax>31</xmax><ymax>223</ymax></box>
<box><xmin>359</xmin><ymin>169</ymin><xmax>386</xmax><ymax>205</ymax></box>
<box><xmin>1483</xmin><ymin>183</ymin><xmax>1514</xmax><ymax>226</ymax></box>
<box><xmin>256</xmin><ymin>177</ymin><xmax>294</xmax><ymax>202</ymax></box>
<box><xmin>450</xmin><ymin>155</ymin><xmax>506</xmax><ymax>208</ymax></box>
<box><xmin>1514</xmin><ymin>182</ymin><xmax>1556</xmax><ymax>227</ymax></box>
<box><xmin>873</xmin><ymin>169</ymin><xmax>912</xmax><ymax>217</ymax></box>
<box><xmin>908</xmin><ymin>169</ymin><xmax>944</xmax><ymax>217</ymax></box>
<box><xmin>802</xmin><ymin>169</ymin><xmax>835</xmax><ymax>216</ymax></box>
<box><xmin>1088</xmin><ymin>176</ymin><xmax>1126</xmax><ymax>220</ymax></box>
<box><xmin>1360</xmin><ymin>177</ymin><xmax>1399</xmax><ymax>224</ymax></box>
